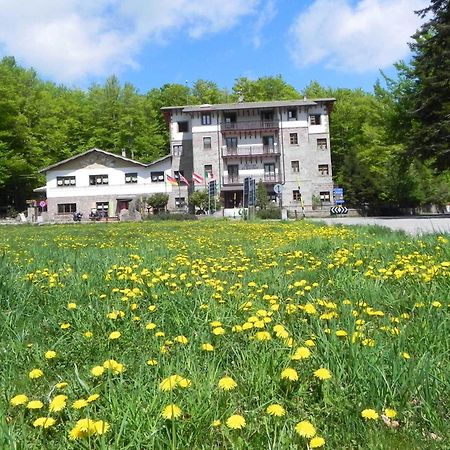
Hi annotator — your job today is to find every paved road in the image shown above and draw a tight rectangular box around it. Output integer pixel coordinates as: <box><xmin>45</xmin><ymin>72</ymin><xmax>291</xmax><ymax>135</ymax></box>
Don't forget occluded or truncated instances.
<box><xmin>309</xmin><ymin>216</ymin><xmax>450</xmax><ymax>235</ymax></box>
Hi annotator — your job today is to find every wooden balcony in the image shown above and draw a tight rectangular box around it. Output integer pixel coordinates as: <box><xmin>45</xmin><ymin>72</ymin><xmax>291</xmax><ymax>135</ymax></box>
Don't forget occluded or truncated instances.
<box><xmin>222</xmin><ymin>144</ymin><xmax>280</xmax><ymax>158</ymax></box>
<box><xmin>220</xmin><ymin>120</ymin><xmax>279</xmax><ymax>132</ymax></box>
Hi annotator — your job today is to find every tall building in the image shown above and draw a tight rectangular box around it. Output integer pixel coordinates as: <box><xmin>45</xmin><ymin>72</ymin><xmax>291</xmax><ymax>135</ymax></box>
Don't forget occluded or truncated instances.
<box><xmin>162</xmin><ymin>98</ymin><xmax>335</xmax><ymax>211</ymax></box>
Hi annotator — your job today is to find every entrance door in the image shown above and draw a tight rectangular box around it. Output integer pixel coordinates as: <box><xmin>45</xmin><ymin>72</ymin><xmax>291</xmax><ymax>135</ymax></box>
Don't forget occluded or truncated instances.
<box><xmin>117</xmin><ymin>201</ymin><xmax>129</xmax><ymax>212</ymax></box>
<box><xmin>227</xmin><ymin>164</ymin><xmax>239</xmax><ymax>183</ymax></box>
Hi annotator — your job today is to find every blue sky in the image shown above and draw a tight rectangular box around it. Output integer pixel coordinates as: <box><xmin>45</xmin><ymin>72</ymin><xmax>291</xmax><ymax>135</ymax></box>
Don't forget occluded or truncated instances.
<box><xmin>0</xmin><ymin>0</ymin><xmax>428</xmax><ymax>94</ymax></box>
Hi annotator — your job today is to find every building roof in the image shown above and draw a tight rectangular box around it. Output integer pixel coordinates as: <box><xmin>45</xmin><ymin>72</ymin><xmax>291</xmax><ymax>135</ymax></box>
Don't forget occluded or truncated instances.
<box><xmin>39</xmin><ymin>148</ymin><xmax>171</xmax><ymax>173</ymax></box>
<box><xmin>161</xmin><ymin>98</ymin><xmax>336</xmax><ymax>113</ymax></box>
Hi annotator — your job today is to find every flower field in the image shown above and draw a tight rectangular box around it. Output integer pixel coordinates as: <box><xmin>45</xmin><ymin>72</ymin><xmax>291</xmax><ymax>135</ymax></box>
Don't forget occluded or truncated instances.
<box><xmin>1</xmin><ymin>220</ymin><xmax>449</xmax><ymax>449</ymax></box>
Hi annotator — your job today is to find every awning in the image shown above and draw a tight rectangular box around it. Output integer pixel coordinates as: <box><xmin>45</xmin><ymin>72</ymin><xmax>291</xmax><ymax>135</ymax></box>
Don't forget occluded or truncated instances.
<box><xmin>33</xmin><ymin>186</ymin><xmax>47</xmax><ymax>193</ymax></box>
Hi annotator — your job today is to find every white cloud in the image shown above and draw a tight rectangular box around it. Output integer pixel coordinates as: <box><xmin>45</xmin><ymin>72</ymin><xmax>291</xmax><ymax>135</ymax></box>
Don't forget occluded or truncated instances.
<box><xmin>0</xmin><ymin>0</ymin><xmax>259</xmax><ymax>83</ymax></box>
<box><xmin>252</xmin><ymin>0</ymin><xmax>277</xmax><ymax>49</ymax></box>
<box><xmin>288</xmin><ymin>0</ymin><xmax>428</xmax><ymax>72</ymax></box>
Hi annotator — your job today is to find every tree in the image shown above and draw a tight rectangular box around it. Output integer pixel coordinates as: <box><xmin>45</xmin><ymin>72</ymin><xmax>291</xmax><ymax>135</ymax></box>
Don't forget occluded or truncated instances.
<box><xmin>188</xmin><ymin>190</ymin><xmax>209</xmax><ymax>210</ymax></box>
<box><xmin>406</xmin><ymin>0</ymin><xmax>450</xmax><ymax>170</ymax></box>
<box><xmin>146</xmin><ymin>193</ymin><xmax>169</xmax><ymax>213</ymax></box>
<box><xmin>256</xmin><ymin>180</ymin><xmax>269</xmax><ymax>209</ymax></box>
<box><xmin>231</xmin><ymin>75</ymin><xmax>300</xmax><ymax>102</ymax></box>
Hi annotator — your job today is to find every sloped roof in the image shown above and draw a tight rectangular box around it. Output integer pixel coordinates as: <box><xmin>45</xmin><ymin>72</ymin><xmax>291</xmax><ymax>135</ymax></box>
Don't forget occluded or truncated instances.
<box><xmin>39</xmin><ymin>148</ymin><xmax>170</xmax><ymax>173</ymax></box>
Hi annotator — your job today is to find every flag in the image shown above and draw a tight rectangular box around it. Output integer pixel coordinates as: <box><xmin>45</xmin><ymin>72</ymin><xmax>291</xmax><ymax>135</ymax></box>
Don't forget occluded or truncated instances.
<box><xmin>166</xmin><ymin>174</ymin><xmax>178</xmax><ymax>185</ymax></box>
<box><xmin>192</xmin><ymin>172</ymin><xmax>204</xmax><ymax>184</ymax></box>
<box><xmin>179</xmin><ymin>173</ymin><xmax>190</xmax><ymax>186</ymax></box>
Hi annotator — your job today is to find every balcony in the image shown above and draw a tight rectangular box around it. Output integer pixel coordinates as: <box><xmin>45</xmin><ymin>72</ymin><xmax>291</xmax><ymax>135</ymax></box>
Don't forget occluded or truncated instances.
<box><xmin>222</xmin><ymin>143</ymin><xmax>280</xmax><ymax>158</ymax></box>
<box><xmin>220</xmin><ymin>120</ymin><xmax>279</xmax><ymax>132</ymax></box>
<box><xmin>222</xmin><ymin>173</ymin><xmax>280</xmax><ymax>185</ymax></box>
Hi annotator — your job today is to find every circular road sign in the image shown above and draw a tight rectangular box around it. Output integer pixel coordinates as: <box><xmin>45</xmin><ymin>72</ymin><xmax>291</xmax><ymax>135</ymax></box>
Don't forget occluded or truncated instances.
<box><xmin>273</xmin><ymin>184</ymin><xmax>284</xmax><ymax>194</ymax></box>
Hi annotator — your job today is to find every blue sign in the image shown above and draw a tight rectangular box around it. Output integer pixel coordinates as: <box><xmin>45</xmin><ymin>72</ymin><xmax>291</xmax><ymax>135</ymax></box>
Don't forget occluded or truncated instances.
<box><xmin>335</xmin><ymin>199</ymin><xmax>345</xmax><ymax>204</ymax></box>
<box><xmin>333</xmin><ymin>187</ymin><xmax>344</xmax><ymax>195</ymax></box>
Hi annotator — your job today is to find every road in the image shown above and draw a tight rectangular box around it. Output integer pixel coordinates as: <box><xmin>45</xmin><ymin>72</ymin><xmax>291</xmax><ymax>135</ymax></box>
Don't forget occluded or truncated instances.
<box><xmin>309</xmin><ymin>216</ymin><xmax>450</xmax><ymax>235</ymax></box>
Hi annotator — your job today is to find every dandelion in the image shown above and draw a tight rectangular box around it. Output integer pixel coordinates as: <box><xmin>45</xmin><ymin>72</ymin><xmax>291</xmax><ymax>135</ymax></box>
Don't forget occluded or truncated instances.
<box><xmin>56</xmin><ymin>382</ymin><xmax>68</xmax><ymax>389</ymax></box>
<box><xmin>45</xmin><ymin>350</ymin><xmax>57</xmax><ymax>359</ymax></box>
<box><xmin>33</xmin><ymin>417</ymin><xmax>56</xmax><ymax>429</ymax></box>
<box><xmin>291</xmin><ymin>347</ymin><xmax>311</xmax><ymax>360</ymax></box>
<box><xmin>146</xmin><ymin>359</ymin><xmax>158</xmax><ymax>366</ymax></box>
<box><xmin>72</xmin><ymin>399</ymin><xmax>89</xmax><ymax>409</ymax></box>
<box><xmin>295</xmin><ymin>420</ymin><xmax>316</xmax><ymax>438</ymax></box>
<box><xmin>218</xmin><ymin>376</ymin><xmax>237</xmax><ymax>391</ymax></box>
<box><xmin>336</xmin><ymin>330</ymin><xmax>348</xmax><ymax>337</ymax></box>
<box><xmin>401</xmin><ymin>352</ymin><xmax>411</xmax><ymax>360</ymax></box>
<box><xmin>108</xmin><ymin>331</ymin><xmax>121</xmax><ymax>340</ymax></box>
<box><xmin>159</xmin><ymin>375</ymin><xmax>178</xmax><ymax>392</ymax></box>
<box><xmin>281</xmin><ymin>367</ymin><xmax>298</xmax><ymax>381</ymax></box>
<box><xmin>29</xmin><ymin>369</ymin><xmax>43</xmax><ymax>379</ymax></box>
<box><xmin>87</xmin><ymin>394</ymin><xmax>100</xmax><ymax>403</ymax></box>
<box><xmin>361</xmin><ymin>409</ymin><xmax>379</xmax><ymax>420</ymax></box>
<box><xmin>10</xmin><ymin>394</ymin><xmax>28</xmax><ymax>406</ymax></box>
<box><xmin>91</xmin><ymin>365</ymin><xmax>105</xmax><ymax>377</ymax></box>
<box><xmin>94</xmin><ymin>420</ymin><xmax>110</xmax><ymax>435</ymax></box>
<box><xmin>314</xmin><ymin>368</ymin><xmax>332</xmax><ymax>380</ymax></box>
<box><xmin>211</xmin><ymin>419</ymin><xmax>221</xmax><ymax>427</ymax></box>
<box><xmin>266</xmin><ymin>404</ymin><xmax>286</xmax><ymax>417</ymax></box>
<box><xmin>226</xmin><ymin>414</ymin><xmax>246</xmax><ymax>430</ymax></box>
<box><xmin>69</xmin><ymin>418</ymin><xmax>96</xmax><ymax>440</ymax></box>
<box><xmin>145</xmin><ymin>322</ymin><xmax>156</xmax><ymax>330</ymax></box>
<box><xmin>84</xmin><ymin>331</ymin><xmax>93</xmax><ymax>338</ymax></box>
<box><xmin>60</xmin><ymin>323</ymin><xmax>71</xmax><ymax>329</ymax></box>
<box><xmin>161</xmin><ymin>404</ymin><xmax>182</xmax><ymax>420</ymax></box>
<box><xmin>384</xmin><ymin>408</ymin><xmax>397</xmax><ymax>418</ymax></box>
<box><xmin>201</xmin><ymin>343</ymin><xmax>214</xmax><ymax>351</ymax></box>
<box><xmin>175</xmin><ymin>335</ymin><xmax>188</xmax><ymax>344</ymax></box>
<box><xmin>67</xmin><ymin>302</ymin><xmax>77</xmax><ymax>309</ymax></box>
<box><xmin>49</xmin><ymin>394</ymin><xmax>67</xmax><ymax>412</ymax></box>
<box><xmin>255</xmin><ymin>331</ymin><xmax>271</xmax><ymax>341</ymax></box>
<box><xmin>212</xmin><ymin>327</ymin><xmax>225</xmax><ymax>335</ymax></box>
<box><xmin>310</xmin><ymin>436</ymin><xmax>326</xmax><ymax>448</ymax></box>
<box><xmin>27</xmin><ymin>400</ymin><xmax>44</xmax><ymax>410</ymax></box>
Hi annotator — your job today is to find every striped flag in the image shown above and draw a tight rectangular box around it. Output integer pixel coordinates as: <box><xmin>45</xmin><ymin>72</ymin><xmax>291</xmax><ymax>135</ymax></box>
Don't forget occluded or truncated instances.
<box><xmin>192</xmin><ymin>172</ymin><xmax>204</xmax><ymax>184</ymax></box>
<box><xmin>179</xmin><ymin>173</ymin><xmax>190</xmax><ymax>186</ymax></box>
<box><xmin>166</xmin><ymin>174</ymin><xmax>178</xmax><ymax>185</ymax></box>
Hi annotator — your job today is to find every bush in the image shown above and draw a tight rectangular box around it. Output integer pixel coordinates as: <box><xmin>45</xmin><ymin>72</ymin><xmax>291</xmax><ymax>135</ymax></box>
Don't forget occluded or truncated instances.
<box><xmin>256</xmin><ymin>207</ymin><xmax>281</xmax><ymax>220</ymax></box>
<box><xmin>145</xmin><ymin>212</ymin><xmax>198</xmax><ymax>221</ymax></box>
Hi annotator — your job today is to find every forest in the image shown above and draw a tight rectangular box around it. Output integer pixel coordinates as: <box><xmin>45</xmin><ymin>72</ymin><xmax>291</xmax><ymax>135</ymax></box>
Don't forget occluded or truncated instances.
<box><xmin>0</xmin><ymin>0</ymin><xmax>448</xmax><ymax>215</ymax></box>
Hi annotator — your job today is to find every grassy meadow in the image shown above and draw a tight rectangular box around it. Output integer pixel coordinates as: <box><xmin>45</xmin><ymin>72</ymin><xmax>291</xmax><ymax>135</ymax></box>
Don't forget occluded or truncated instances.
<box><xmin>0</xmin><ymin>220</ymin><xmax>449</xmax><ymax>449</ymax></box>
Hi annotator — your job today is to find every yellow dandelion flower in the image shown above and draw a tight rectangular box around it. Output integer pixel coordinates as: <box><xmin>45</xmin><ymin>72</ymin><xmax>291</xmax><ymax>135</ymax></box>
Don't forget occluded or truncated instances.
<box><xmin>314</xmin><ymin>368</ymin><xmax>332</xmax><ymax>380</ymax></box>
<box><xmin>108</xmin><ymin>331</ymin><xmax>121</xmax><ymax>340</ymax></box>
<box><xmin>201</xmin><ymin>343</ymin><xmax>214</xmax><ymax>352</ymax></box>
<box><xmin>295</xmin><ymin>420</ymin><xmax>316</xmax><ymax>438</ymax></box>
<box><xmin>226</xmin><ymin>414</ymin><xmax>246</xmax><ymax>430</ymax></box>
<box><xmin>49</xmin><ymin>394</ymin><xmax>67</xmax><ymax>412</ymax></box>
<box><xmin>27</xmin><ymin>400</ymin><xmax>44</xmax><ymax>410</ymax></box>
<box><xmin>401</xmin><ymin>352</ymin><xmax>411</xmax><ymax>359</ymax></box>
<box><xmin>94</xmin><ymin>420</ymin><xmax>110</xmax><ymax>435</ymax></box>
<box><xmin>60</xmin><ymin>323</ymin><xmax>71</xmax><ymax>329</ymax></box>
<box><xmin>211</xmin><ymin>419</ymin><xmax>221</xmax><ymax>427</ymax></box>
<box><xmin>84</xmin><ymin>331</ymin><xmax>93</xmax><ymax>338</ymax></box>
<box><xmin>384</xmin><ymin>408</ymin><xmax>397</xmax><ymax>419</ymax></box>
<box><xmin>266</xmin><ymin>404</ymin><xmax>285</xmax><ymax>417</ymax></box>
<box><xmin>336</xmin><ymin>330</ymin><xmax>348</xmax><ymax>337</ymax></box>
<box><xmin>305</xmin><ymin>339</ymin><xmax>316</xmax><ymax>347</ymax></box>
<box><xmin>67</xmin><ymin>302</ymin><xmax>77</xmax><ymax>309</ymax></box>
<box><xmin>146</xmin><ymin>359</ymin><xmax>158</xmax><ymax>366</ymax></box>
<box><xmin>29</xmin><ymin>369</ymin><xmax>43</xmax><ymax>379</ymax></box>
<box><xmin>145</xmin><ymin>322</ymin><xmax>156</xmax><ymax>330</ymax></box>
<box><xmin>10</xmin><ymin>394</ymin><xmax>28</xmax><ymax>406</ymax></box>
<box><xmin>255</xmin><ymin>331</ymin><xmax>271</xmax><ymax>341</ymax></box>
<box><xmin>33</xmin><ymin>417</ymin><xmax>56</xmax><ymax>428</ymax></box>
<box><xmin>56</xmin><ymin>382</ymin><xmax>68</xmax><ymax>389</ymax></box>
<box><xmin>361</xmin><ymin>409</ymin><xmax>379</xmax><ymax>420</ymax></box>
<box><xmin>218</xmin><ymin>376</ymin><xmax>237</xmax><ymax>391</ymax></box>
<box><xmin>72</xmin><ymin>399</ymin><xmax>89</xmax><ymax>409</ymax></box>
<box><xmin>81</xmin><ymin>274</ymin><xmax>89</xmax><ymax>280</ymax></box>
<box><xmin>178</xmin><ymin>377</ymin><xmax>192</xmax><ymax>388</ymax></box>
<box><xmin>212</xmin><ymin>327</ymin><xmax>225</xmax><ymax>335</ymax></box>
<box><xmin>310</xmin><ymin>436</ymin><xmax>326</xmax><ymax>448</ymax></box>
<box><xmin>161</xmin><ymin>404</ymin><xmax>182</xmax><ymax>420</ymax></box>
<box><xmin>45</xmin><ymin>350</ymin><xmax>57</xmax><ymax>359</ymax></box>
<box><xmin>91</xmin><ymin>366</ymin><xmax>105</xmax><ymax>377</ymax></box>
<box><xmin>175</xmin><ymin>335</ymin><xmax>188</xmax><ymax>344</ymax></box>
<box><xmin>87</xmin><ymin>394</ymin><xmax>100</xmax><ymax>403</ymax></box>
<box><xmin>281</xmin><ymin>367</ymin><xmax>298</xmax><ymax>381</ymax></box>
<box><xmin>291</xmin><ymin>347</ymin><xmax>311</xmax><ymax>360</ymax></box>
<box><xmin>69</xmin><ymin>418</ymin><xmax>97</xmax><ymax>440</ymax></box>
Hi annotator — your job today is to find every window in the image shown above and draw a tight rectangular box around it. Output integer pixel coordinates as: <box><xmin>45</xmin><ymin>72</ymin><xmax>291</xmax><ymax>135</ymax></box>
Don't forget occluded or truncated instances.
<box><xmin>261</xmin><ymin>110</ymin><xmax>274</xmax><ymax>121</ymax></box>
<box><xmin>175</xmin><ymin>197</ymin><xmax>186</xmax><ymax>207</ymax></box>
<box><xmin>317</xmin><ymin>138</ymin><xmax>328</xmax><ymax>150</ymax></box>
<box><xmin>318</xmin><ymin>164</ymin><xmax>329</xmax><ymax>175</ymax></box>
<box><xmin>57</xmin><ymin>203</ymin><xmax>76</xmax><ymax>214</ymax></box>
<box><xmin>96</xmin><ymin>202</ymin><xmax>109</xmax><ymax>217</ymax></box>
<box><xmin>178</xmin><ymin>121</ymin><xmax>189</xmax><ymax>132</ymax></box>
<box><xmin>289</xmin><ymin>133</ymin><xmax>298</xmax><ymax>145</ymax></box>
<box><xmin>320</xmin><ymin>191</ymin><xmax>331</xmax><ymax>202</ymax></box>
<box><xmin>291</xmin><ymin>160</ymin><xmax>300</xmax><ymax>173</ymax></box>
<box><xmin>309</xmin><ymin>114</ymin><xmax>321</xmax><ymax>125</ymax></box>
<box><xmin>204</xmin><ymin>164</ymin><xmax>213</xmax><ymax>178</ymax></box>
<box><xmin>89</xmin><ymin>174</ymin><xmax>108</xmax><ymax>185</ymax></box>
<box><xmin>201</xmin><ymin>113</ymin><xmax>211</xmax><ymax>125</ymax></box>
<box><xmin>287</xmin><ymin>108</ymin><xmax>297</xmax><ymax>120</ymax></box>
<box><xmin>151</xmin><ymin>171</ymin><xmax>165</xmax><ymax>182</ymax></box>
<box><xmin>224</xmin><ymin>112</ymin><xmax>237</xmax><ymax>123</ymax></box>
<box><xmin>56</xmin><ymin>176</ymin><xmax>76</xmax><ymax>187</ymax></box>
<box><xmin>125</xmin><ymin>172</ymin><xmax>138</xmax><ymax>184</ymax></box>
<box><xmin>292</xmin><ymin>190</ymin><xmax>301</xmax><ymax>201</ymax></box>
<box><xmin>203</xmin><ymin>137</ymin><xmax>212</xmax><ymax>149</ymax></box>
<box><xmin>264</xmin><ymin>163</ymin><xmax>276</xmax><ymax>181</ymax></box>
<box><xmin>173</xmin><ymin>144</ymin><xmax>183</xmax><ymax>156</ymax></box>
<box><xmin>225</xmin><ymin>137</ymin><xmax>238</xmax><ymax>149</ymax></box>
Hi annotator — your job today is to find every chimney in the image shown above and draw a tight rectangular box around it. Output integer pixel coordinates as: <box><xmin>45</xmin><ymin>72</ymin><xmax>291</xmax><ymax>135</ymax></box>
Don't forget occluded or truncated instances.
<box><xmin>121</xmin><ymin>149</ymin><xmax>127</xmax><ymax>158</ymax></box>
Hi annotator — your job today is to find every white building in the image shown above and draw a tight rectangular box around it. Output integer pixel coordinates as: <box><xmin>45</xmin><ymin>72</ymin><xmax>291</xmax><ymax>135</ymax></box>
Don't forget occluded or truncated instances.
<box><xmin>38</xmin><ymin>148</ymin><xmax>176</xmax><ymax>221</ymax></box>
<box><xmin>162</xmin><ymin>98</ymin><xmax>335</xmax><ymax>212</ymax></box>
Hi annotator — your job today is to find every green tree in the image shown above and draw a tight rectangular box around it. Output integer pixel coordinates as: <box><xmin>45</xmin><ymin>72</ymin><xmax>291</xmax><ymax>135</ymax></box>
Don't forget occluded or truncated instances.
<box><xmin>188</xmin><ymin>190</ymin><xmax>209</xmax><ymax>210</ymax></box>
<box><xmin>232</xmin><ymin>75</ymin><xmax>300</xmax><ymax>102</ymax></box>
<box><xmin>146</xmin><ymin>193</ymin><xmax>169</xmax><ymax>213</ymax></box>
<box><xmin>256</xmin><ymin>180</ymin><xmax>269</xmax><ymax>209</ymax></box>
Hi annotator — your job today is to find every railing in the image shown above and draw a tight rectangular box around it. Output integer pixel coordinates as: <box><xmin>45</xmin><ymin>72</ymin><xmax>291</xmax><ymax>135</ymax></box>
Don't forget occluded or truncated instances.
<box><xmin>222</xmin><ymin>174</ymin><xmax>280</xmax><ymax>185</ymax></box>
<box><xmin>222</xmin><ymin>144</ymin><xmax>279</xmax><ymax>157</ymax></box>
<box><xmin>220</xmin><ymin>120</ymin><xmax>279</xmax><ymax>131</ymax></box>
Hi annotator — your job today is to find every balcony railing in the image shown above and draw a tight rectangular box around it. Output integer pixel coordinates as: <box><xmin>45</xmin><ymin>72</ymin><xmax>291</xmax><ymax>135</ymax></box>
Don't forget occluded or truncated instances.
<box><xmin>222</xmin><ymin>143</ymin><xmax>280</xmax><ymax>157</ymax></box>
<box><xmin>220</xmin><ymin>120</ymin><xmax>279</xmax><ymax>132</ymax></box>
<box><xmin>222</xmin><ymin>174</ymin><xmax>280</xmax><ymax>185</ymax></box>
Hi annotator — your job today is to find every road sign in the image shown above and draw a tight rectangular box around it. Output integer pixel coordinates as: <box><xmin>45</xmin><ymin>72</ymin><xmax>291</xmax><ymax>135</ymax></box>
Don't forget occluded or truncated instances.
<box><xmin>335</xmin><ymin>199</ymin><xmax>345</xmax><ymax>204</ymax></box>
<box><xmin>248</xmin><ymin>179</ymin><xmax>256</xmax><ymax>206</ymax></box>
<box><xmin>330</xmin><ymin>206</ymin><xmax>348</xmax><ymax>214</ymax></box>
<box><xmin>39</xmin><ymin>200</ymin><xmax>47</xmax><ymax>208</ymax></box>
<box><xmin>208</xmin><ymin>180</ymin><xmax>217</xmax><ymax>196</ymax></box>
<box><xmin>273</xmin><ymin>184</ymin><xmax>284</xmax><ymax>194</ymax></box>
<box><xmin>333</xmin><ymin>187</ymin><xmax>344</xmax><ymax>195</ymax></box>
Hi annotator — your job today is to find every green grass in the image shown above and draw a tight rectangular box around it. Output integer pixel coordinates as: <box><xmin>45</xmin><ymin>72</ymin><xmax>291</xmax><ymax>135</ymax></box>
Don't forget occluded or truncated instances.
<box><xmin>0</xmin><ymin>220</ymin><xmax>449</xmax><ymax>449</ymax></box>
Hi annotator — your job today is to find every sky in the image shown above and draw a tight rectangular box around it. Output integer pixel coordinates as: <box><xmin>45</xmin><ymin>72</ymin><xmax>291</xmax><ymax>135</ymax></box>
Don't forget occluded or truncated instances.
<box><xmin>0</xmin><ymin>0</ymin><xmax>429</xmax><ymax>94</ymax></box>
